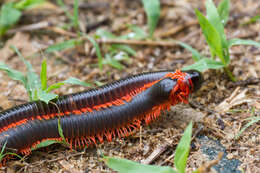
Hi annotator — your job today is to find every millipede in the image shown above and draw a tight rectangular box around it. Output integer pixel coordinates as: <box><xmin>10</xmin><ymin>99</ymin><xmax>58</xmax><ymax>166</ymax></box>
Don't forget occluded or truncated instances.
<box><xmin>0</xmin><ymin>69</ymin><xmax>202</xmax><ymax>162</ymax></box>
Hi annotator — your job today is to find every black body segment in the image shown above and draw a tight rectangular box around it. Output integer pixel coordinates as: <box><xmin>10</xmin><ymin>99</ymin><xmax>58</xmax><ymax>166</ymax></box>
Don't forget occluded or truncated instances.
<box><xmin>0</xmin><ymin>70</ymin><xmax>203</xmax><ymax>154</ymax></box>
<box><xmin>0</xmin><ymin>71</ymin><xmax>174</xmax><ymax>132</ymax></box>
<box><xmin>0</xmin><ymin>78</ymin><xmax>178</xmax><ymax>151</ymax></box>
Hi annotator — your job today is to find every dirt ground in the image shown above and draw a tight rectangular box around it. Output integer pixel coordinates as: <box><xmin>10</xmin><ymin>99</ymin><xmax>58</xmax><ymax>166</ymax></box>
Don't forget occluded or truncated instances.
<box><xmin>0</xmin><ymin>0</ymin><xmax>259</xmax><ymax>172</ymax></box>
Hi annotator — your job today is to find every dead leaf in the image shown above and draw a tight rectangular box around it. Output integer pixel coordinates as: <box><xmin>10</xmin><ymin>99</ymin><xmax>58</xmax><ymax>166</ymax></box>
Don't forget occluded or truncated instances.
<box><xmin>216</xmin><ymin>87</ymin><xmax>253</xmax><ymax>113</ymax></box>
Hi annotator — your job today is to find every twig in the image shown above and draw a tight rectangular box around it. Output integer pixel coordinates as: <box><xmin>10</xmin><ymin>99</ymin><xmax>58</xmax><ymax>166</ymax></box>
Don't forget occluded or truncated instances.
<box><xmin>156</xmin><ymin>20</ymin><xmax>198</xmax><ymax>38</ymax></box>
<box><xmin>7</xmin><ymin>21</ymin><xmax>51</xmax><ymax>34</ymax></box>
<box><xmin>229</xmin><ymin>77</ymin><xmax>260</xmax><ymax>87</ymax></box>
<box><xmin>196</xmin><ymin>152</ymin><xmax>224</xmax><ymax>173</ymax></box>
<box><xmin>47</xmin><ymin>26</ymin><xmax>78</xmax><ymax>37</ymax></box>
<box><xmin>95</xmin><ymin>38</ymin><xmax>178</xmax><ymax>47</ymax></box>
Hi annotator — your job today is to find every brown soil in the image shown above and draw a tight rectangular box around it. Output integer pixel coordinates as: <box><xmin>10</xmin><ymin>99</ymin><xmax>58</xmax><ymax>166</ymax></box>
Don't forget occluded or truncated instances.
<box><xmin>0</xmin><ymin>0</ymin><xmax>259</xmax><ymax>172</ymax></box>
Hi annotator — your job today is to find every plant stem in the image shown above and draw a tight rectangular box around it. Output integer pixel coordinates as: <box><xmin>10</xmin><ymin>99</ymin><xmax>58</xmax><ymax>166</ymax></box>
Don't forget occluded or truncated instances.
<box><xmin>224</xmin><ymin>67</ymin><xmax>236</xmax><ymax>82</ymax></box>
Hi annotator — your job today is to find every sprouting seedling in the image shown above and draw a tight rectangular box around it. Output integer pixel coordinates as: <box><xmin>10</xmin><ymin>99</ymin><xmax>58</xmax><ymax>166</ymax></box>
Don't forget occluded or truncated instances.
<box><xmin>236</xmin><ymin>107</ymin><xmax>260</xmax><ymax>139</ymax></box>
<box><xmin>0</xmin><ymin>141</ymin><xmax>22</xmax><ymax>163</ymax></box>
<box><xmin>0</xmin><ymin>45</ymin><xmax>92</xmax><ymax>104</ymax></box>
<box><xmin>179</xmin><ymin>0</ymin><xmax>260</xmax><ymax>81</ymax></box>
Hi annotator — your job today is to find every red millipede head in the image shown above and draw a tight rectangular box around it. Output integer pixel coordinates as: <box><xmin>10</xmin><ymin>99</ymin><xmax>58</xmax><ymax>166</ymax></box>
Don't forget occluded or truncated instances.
<box><xmin>164</xmin><ymin>70</ymin><xmax>199</xmax><ymax>105</ymax></box>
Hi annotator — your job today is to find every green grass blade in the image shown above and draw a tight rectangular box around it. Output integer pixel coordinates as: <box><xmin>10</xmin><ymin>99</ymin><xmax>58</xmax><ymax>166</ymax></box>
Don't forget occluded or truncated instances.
<box><xmin>14</xmin><ymin>0</ymin><xmax>45</xmax><ymax>10</ymax></box>
<box><xmin>182</xmin><ymin>58</ymin><xmax>224</xmax><ymax>72</ymax></box>
<box><xmin>85</xmin><ymin>36</ymin><xmax>103</xmax><ymax>70</ymax></box>
<box><xmin>174</xmin><ymin>122</ymin><xmax>192</xmax><ymax>173</ymax></box>
<box><xmin>123</xmin><ymin>25</ymin><xmax>147</xmax><ymax>40</ymax></box>
<box><xmin>57</xmin><ymin>0</ymin><xmax>73</xmax><ymax>22</ymax></box>
<box><xmin>236</xmin><ymin>116</ymin><xmax>260</xmax><ymax>139</ymax></box>
<box><xmin>111</xmin><ymin>44</ymin><xmax>136</xmax><ymax>56</ymax></box>
<box><xmin>10</xmin><ymin>45</ymin><xmax>41</xmax><ymax>100</ymax></box>
<box><xmin>0</xmin><ymin>141</ymin><xmax>22</xmax><ymax>162</ymax></box>
<box><xmin>103</xmin><ymin>156</ymin><xmax>177</xmax><ymax>173</ymax></box>
<box><xmin>45</xmin><ymin>39</ymin><xmax>78</xmax><ymax>53</ymax></box>
<box><xmin>10</xmin><ymin>45</ymin><xmax>33</xmax><ymax>72</ymax></box>
<box><xmin>31</xmin><ymin>140</ymin><xmax>60</xmax><ymax>151</ymax></box>
<box><xmin>177</xmin><ymin>41</ymin><xmax>202</xmax><ymax>61</ymax></box>
<box><xmin>141</xmin><ymin>0</ymin><xmax>160</xmax><ymax>37</ymax></box>
<box><xmin>205</xmin><ymin>0</ymin><xmax>227</xmax><ymax>46</ymax></box>
<box><xmin>46</xmin><ymin>77</ymin><xmax>92</xmax><ymax>93</ymax></box>
<box><xmin>63</xmin><ymin>77</ymin><xmax>92</xmax><ymax>87</ymax></box>
<box><xmin>0</xmin><ymin>62</ymin><xmax>26</xmax><ymax>86</ymax></box>
<box><xmin>46</xmin><ymin>82</ymin><xmax>65</xmax><ymax>92</ymax></box>
<box><xmin>73</xmin><ymin>0</ymin><xmax>79</xmax><ymax>29</ymax></box>
<box><xmin>195</xmin><ymin>9</ymin><xmax>225</xmax><ymax>65</ymax></box>
<box><xmin>58</xmin><ymin>118</ymin><xmax>68</xmax><ymax>145</ymax></box>
<box><xmin>217</xmin><ymin>0</ymin><xmax>230</xmax><ymax>26</ymax></box>
<box><xmin>40</xmin><ymin>59</ymin><xmax>47</xmax><ymax>90</ymax></box>
<box><xmin>0</xmin><ymin>141</ymin><xmax>8</xmax><ymax>155</ymax></box>
<box><xmin>96</xmin><ymin>29</ymin><xmax>137</xmax><ymax>56</ymax></box>
<box><xmin>38</xmin><ymin>90</ymin><xmax>58</xmax><ymax>104</ymax></box>
<box><xmin>104</xmin><ymin>54</ymin><xmax>124</xmax><ymax>70</ymax></box>
<box><xmin>227</xmin><ymin>38</ymin><xmax>260</xmax><ymax>48</ymax></box>
<box><xmin>242</xmin><ymin>14</ymin><xmax>260</xmax><ymax>25</ymax></box>
<box><xmin>96</xmin><ymin>29</ymin><xmax>116</xmax><ymax>39</ymax></box>
<box><xmin>0</xmin><ymin>3</ymin><xmax>21</xmax><ymax>36</ymax></box>
<box><xmin>26</xmin><ymin>72</ymin><xmax>41</xmax><ymax>101</ymax></box>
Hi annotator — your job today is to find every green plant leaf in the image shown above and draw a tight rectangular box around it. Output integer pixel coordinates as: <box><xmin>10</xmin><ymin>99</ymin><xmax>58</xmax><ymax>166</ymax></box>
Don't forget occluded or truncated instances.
<box><xmin>104</xmin><ymin>54</ymin><xmax>124</xmax><ymax>70</ymax></box>
<box><xmin>0</xmin><ymin>3</ymin><xmax>21</xmax><ymax>36</ymax></box>
<box><xmin>242</xmin><ymin>14</ymin><xmax>260</xmax><ymax>25</ymax></box>
<box><xmin>236</xmin><ymin>116</ymin><xmax>260</xmax><ymax>139</ymax></box>
<box><xmin>46</xmin><ymin>77</ymin><xmax>91</xmax><ymax>93</ymax></box>
<box><xmin>96</xmin><ymin>29</ymin><xmax>116</xmax><ymax>39</ymax></box>
<box><xmin>217</xmin><ymin>0</ymin><xmax>230</xmax><ymax>26</ymax></box>
<box><xmin>0</xmin><ymin>62</ymin><xmax>26</xmax><ymax>86</ymax></box>
<box><xmin>41</xmin><ymin>59</ymin><xmax>47</xmax><ymax>90</ymax></box>
<box><xmin>45</xmin><ymin>39</ymin><xmax>79</xmax><ymax>53</ymax></box>
<box><xmin>122</xmin><ymin>25</ymin><xmax>147</xmax><ymax>40</ymax></box>
<box><xmin>0</xmin><ymin>141</ymin><xmax>22</xmax><ymax>162</ymax></box>
<box><xmin>38</xmin><ymin>90</ymin><xmax>58</xmax><ymax>104</ymax></box>
<box><xmin>96</xmin><ymin>29</ymin><xmax>137</xmax><ymax>56</ymax></box>
<box><xmin>0</xmin><ymin>141</ymin><xmax>7</xmax><ymax>156</ymax></box>
<box><xmin>63</xmin><ymin>77</ymin><xmax>92</xmax><ymax>87</ymax></box>
<box><xmin>177</xmin><ymin>41</ymin><xmax>203</xmax><ymax>61</ymax></box>
<box><xmin>0</xmin><ymin>152</ymin><xmax>22</xmax><ymax>162</ymax></box>
<box><xmin>111</xmin><ymin>44</ymin><xmax>136</xmax><ymax>56</ymax></box>
<box><xmin>195</xmin><ymin>9</ymin><xmax>225</xmax><ymax>65</ymax></box>
<box><xmin>129</xmin><ymin>25</ymin><xmax>147</xmax><ymax>39</ymax></box>
<box><xmin>31</xmin><ymin>140</ymin><xmax>60</xmax><ymax>151</ymax></box>
<box><xmin>103</xmin><ymin>156</ymin><xmax>177</xmax><ymax>173</ymax></box>
<box><xmin>10</xmin><ymin>45</ymin><xmax>41</xmax><ymax>100</ymax></box>
<box><xmin>57</xmin><ymin>118</ymin><xmax>68</xmax><ymax>145</ymax></box>
<box><xmin>73</xmin><ymin>0</ymin><xmax>79</xmax><ymax>29</ymax></box>
<box><xmin>57</xmin><ymin>0</ymin><xmax>73</xmax><ymax>22</ymax></box>
<box><xmin>85</xmin><ymin>36</ymin><xmax>103</xmax><ymax>70</ymax></box>
<box><xmin>227</xmin><ymin>38</ymin><xmax>260</xmax><ymax>48</ymax></box>
<box><xmin>10</xmin><ymin>45</ymin><xmax>34</xmax><ymax>72</ymax></box>
<box><xmin>174</xmin><ymin>122</ymin><xmax>192</xmax><ymax>173</ymax></box>
<box><xmin>46</xmin><ymin>82</ymin><xmax>65</xmax><ymax>92</ymax></box>
<box><xmin>26</xmin><ymin>71</ymin><xmax>41</xmax><ymax>101</ymax></box>
<box><xmin>205</xmin><ymin>0</ymin><xmax>226</xmax><ymax>47</ymax></box>
<box><xmin>141</xmin><ymin>0</ymin><xmax>160</xmax><ymax>37</ymax></box>
<box><xmin>14</xmin><ymin>0</ymin><xmax>45</xmax><ymax>10</ymax></box>
<box><xmin>182</xmin><ymin>58</ymin><xmax>224</xmax><ymax>72</ymax></box>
